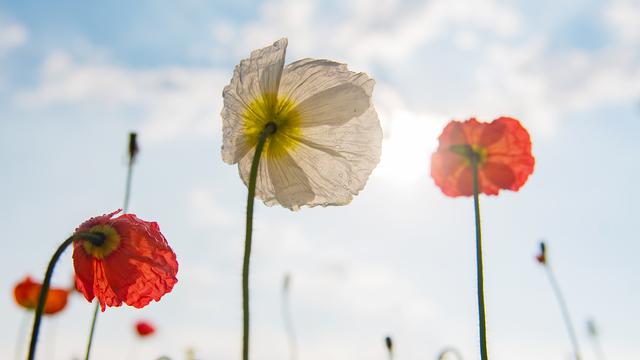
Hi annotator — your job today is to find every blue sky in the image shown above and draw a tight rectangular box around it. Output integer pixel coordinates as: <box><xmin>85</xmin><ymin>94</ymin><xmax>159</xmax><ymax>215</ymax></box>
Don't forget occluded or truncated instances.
<box><xmin>1</xmin><ymin>0</ymin><xmax>639</xmax><ymax>359</ymax></box>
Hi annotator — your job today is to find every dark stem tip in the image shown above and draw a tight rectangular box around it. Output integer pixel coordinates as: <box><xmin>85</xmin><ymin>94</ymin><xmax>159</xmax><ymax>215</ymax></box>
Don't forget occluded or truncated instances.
<box><xmin>265</xmin><ymin>122</ymin><xmax>277</xmax><ymax>135</ymax></box>
<box><xmin>384</xmin><ymin>336</ymin><xmax>393</xmax><ymax>351</ymax></box>
<box><xmin>128</xmin><ymin>132</ymin><xmax>139</xmax><ymax>160</ymax></box>
<box><xmin>77</xmin><ymin>232</ymin><xmax>107</xmax><ymax>247</ymax></box>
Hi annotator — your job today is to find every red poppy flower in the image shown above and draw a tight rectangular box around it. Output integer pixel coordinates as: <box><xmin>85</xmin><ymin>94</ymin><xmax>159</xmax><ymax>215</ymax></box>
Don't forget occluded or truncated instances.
<box><xmin>431</xmin><ymin>117</ymin><xmax>535</xmax><ymax>197</ymax></box>
<box><xmin>135</xmin><ymin>320</ymin><xmax>156</xmax><ymax>337</ymax></box>
<box><xmin>14</xmin><ymin>276</ymin><xmax>69</xmax><ymax>315</ymax></box>
<box><xmin>72</xmin><ymin>210</ymin><xmax>178</xmax><ymax>311</ymax></box>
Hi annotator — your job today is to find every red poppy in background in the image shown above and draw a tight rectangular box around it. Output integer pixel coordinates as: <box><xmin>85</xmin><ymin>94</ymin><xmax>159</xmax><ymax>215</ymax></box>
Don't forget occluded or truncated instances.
<box><xmin>14</xmin><ymin>276</ymin><xmax>69</xmax><ymax>315</ymax></box>
<box><xmin>135</xmin><ymin>320</ymin><xmax>156</xmax><ymax>337</ymax></box>
<box><xmin>72</xmin><ymin>210</ymin><xmax>178</xmax><ymax>311</ymax></box>
<box><xmin>431</xmin><ymin>117</ymin><xmax>535</xmax><ymax>197</ymax></box>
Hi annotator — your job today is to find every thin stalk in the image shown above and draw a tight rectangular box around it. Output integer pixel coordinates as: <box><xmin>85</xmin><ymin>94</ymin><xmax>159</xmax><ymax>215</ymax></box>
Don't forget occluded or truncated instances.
<box><xmin>282</xmin><ymin>274</ymin><xmax>298</xmax><ymax>360</ymax></box>
<box><xmin>589</xmin><ymin>335</ymin><xmax>606</xmax><ymax>360</ymax></box>
<box><xmin>27</xmin><ymin>232</ymin><xmax>104</xmax><ymax>360</ymax></box>
<box><xmin>242</xmin><ymin>122</ymin><xmax>276</xmax><ymax>360</ymax></box>
<box><xmin>83</xmin><ymin>304</ymin><xmax>100</xmax><ymax>360</ymax></box>
<box><xmin>587</xmin><ymin>321</ymin><xmax>606</xmax><ymax>360</ymax></box>
<box><xmin>83</xmin><ymin>132</ymin><xmax>137</xmax><ymax>360</ymax></box>
<box><xmin>384</xmin><ymin>336</ymin><xmax>393</xmax><ymax>360</ymax></box>
<box><xmin>471</xmin><ymin>155</ymin><xmax>488</xmax><ymax>360</ymax></box>
<box><xmin>545</xmin><ymin>264</ymin><xmax>581</xmax><ymax>360</ymax></box>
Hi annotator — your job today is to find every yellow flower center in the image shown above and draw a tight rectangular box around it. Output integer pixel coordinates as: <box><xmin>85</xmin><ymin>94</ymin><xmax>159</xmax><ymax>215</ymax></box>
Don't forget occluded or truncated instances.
<box><xmin>82</xmin><ymin>224</ymin><xmax>121</xmax><ymax>259</ymax></box>
<box><xmin>450</xmin><ymin>144</ymin><xmax>488</xmax><ymax>166</ymax></box>
<box><xmin>470</xmin><ymin>145</ymin><xmax>488</xmax><ymax>165</ymax></box>
<box><xmin>242</xmin><ymin>93</ymin><xmax>302</xmax><ymax>159</ymax></box>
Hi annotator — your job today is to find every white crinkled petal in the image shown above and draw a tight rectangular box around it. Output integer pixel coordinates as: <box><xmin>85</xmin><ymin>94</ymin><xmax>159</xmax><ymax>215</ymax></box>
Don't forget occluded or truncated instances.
<box><xmin>227</xmin><ymin>47</ymin><xmax>382</xmax><ymax>210</ymax></box>
<box><xmin>296</xmin><ymin>83</ymin><xmax>370</xmax><ymax>128</ymax></box>
<box><xmin>284</xmin><ymin>106</ymin><xmax>382</xmax><ymax>207</ymax></box>
<box><xmin>266</xmin><ymin>151</ymin><xmax>315</xmax><ymax>210</ymax></box>
<box><xmin>237</xmin><ymin>146</ymin><xmax>277</xmax><ymax>206</ymax></box>
<box><xmin>279</xmin><ymin>58</ymin><xmax>374</xmax><ymax>105</ymax></box>
<box><xmin>237</xmin><ymin>107</ymin><xmax>382</xmax><ymax>210</ymax></box>
<box><xmin>221</xmin><ymin>38</ymin><xmax>288</xmax><ymax>164</ymax></box>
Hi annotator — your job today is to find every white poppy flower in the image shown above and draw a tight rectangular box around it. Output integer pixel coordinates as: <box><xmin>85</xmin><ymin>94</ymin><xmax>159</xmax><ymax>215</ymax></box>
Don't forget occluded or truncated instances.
<box><xmin>221</xmin><ymin>38</ymin><xmax>382</xmax><ymax>210</ymax></box>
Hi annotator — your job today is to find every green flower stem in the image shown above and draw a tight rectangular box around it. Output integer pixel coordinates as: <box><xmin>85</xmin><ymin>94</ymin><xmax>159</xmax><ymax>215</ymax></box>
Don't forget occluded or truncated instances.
<box><xmin>545</xmin><ymin>264</ymin><xmax>581</xmax><ymax>360</ymax></box>
<box><xmin>384</xmin><ymin>336</ymin><xmax>393</xmax><ymax>360</ymax></box>
<box><xmin>84</xmin><ymin>132</ymin><xmax>137</xmax><ymax>360</ymax></box>
<box><xmin>471</xmin><ymin>154</ymin><xmax>488</xmax><ymax>360</ymax></box>
<box><xmin>243</xmin><ymin>122</ymin><xmax>276</xmax><ymax>360</ymax></box>
<box><xmin>590</xmin><ymin>336</ymin><xmax>605</xmax><ymax>360</ymax></box>
<box><xmin>27</xmin><ymin>232</ymin><xmax>105</xmax><ymax>360</ymax></box>
<box><xmin>83</xmin><ymin>303</ymin><xmax>100</xmax><ymax>360</ymax></box>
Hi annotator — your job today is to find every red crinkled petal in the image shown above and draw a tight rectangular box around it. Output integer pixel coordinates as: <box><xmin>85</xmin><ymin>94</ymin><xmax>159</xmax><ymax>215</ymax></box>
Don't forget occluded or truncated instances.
<box><xmin>110</xmin><ymin>215</ymin><xmax>178</xmax><ymax>308</ymax></box>
<box><xmin>482</xmin><ymin>161</ymin><xmax>516</xmax><ymax>190</ymax></box>
<box><xmin>72</xmin><ymin>211</ymin><xmax>178</xmax><ymax>311</ymax></box>
<box><xmin>75</xmin><ymin>209</ymin><xmax>122</xmax><ymax>233</ymax></box>
<box><xmin>482</xmin><ymin>117</ymin><xmax>535</xmax><ymax>192</ymax></box>
<box><xmin>94</xmin><ymin>260</ymin><xmax>125</xmax><ymax>311</ymax></box>
<box><xmin>431</xmin><ymin>150</ymin><xmax>468</xmax><ymax>197</ymax></box>
<box><xmin>431</xmin><ymin>117</ymin><xmax>534</xmax><ymax>197</ymax></box>
<box><xmin>73</xmin><ymin>240</ymin><xmax>96</xmax><ymax>303</ymax></box>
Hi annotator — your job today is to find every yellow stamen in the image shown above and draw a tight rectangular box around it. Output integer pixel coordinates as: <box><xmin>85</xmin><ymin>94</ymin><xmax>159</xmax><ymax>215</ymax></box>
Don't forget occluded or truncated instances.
<box><xmin>471</xmin><ymin>145</ymin><xmax>489</xmax><ymax>165</ymax></box>
<box><xmin>450</xmin><ymin>144</ymin><xmax>489</xmax><ymax>166</ymax></box>
<box><xmin>243</xmin><ymin>93</ymin><xmax>302</xmax><ymax>159</ymax></box>
<box><xmin>82</xmin><ymin>225</ymin><xmax>121</xmax><ymax>259</ymax></box>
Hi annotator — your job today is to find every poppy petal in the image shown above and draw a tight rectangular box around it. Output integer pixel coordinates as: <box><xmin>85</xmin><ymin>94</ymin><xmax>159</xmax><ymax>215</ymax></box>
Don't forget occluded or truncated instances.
<box><xmin>279</xmin><ymin>58</ymin><xmax>374</xmax><ymax>105</ymax></box>
<box><xmin>72</xmin><ymin>211</ymin><xmax>178</xmax><ymax>311</ymax></box>
<box><xmin>222</xmin><ymin>38</ymin><xmax>288</xmax><ymax>165</ymax></box>
<box><xmin>431</xmin><ymin>117</ymin><xmax>534</xmax><ymax>197</ymax></box>
<box><xmin>296</xmin><ymin>83</ymin><xmax>370</xmax><ymax>128</ymax></box>
<box><xmin>482</xmin><ymin>161</ymin><xmax>516</xmax><ymax>190</ymax></box>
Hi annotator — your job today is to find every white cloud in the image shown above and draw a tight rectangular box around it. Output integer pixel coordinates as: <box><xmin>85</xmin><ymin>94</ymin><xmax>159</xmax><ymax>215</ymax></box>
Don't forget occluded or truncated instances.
<box><xmin>17</xmin><ymin>51</ymin><xmax>228</xmax><ymax>142</ymax></box>
<box><xmin>17</xmin><ymin>0</ymin><xmax>638</xmax><ymax>147</ymax></box>
<box><xmin>0</xmin><ymin>20</ymin><xmax>27</xmax><ymax>56</ymax></box>
<box><xmin>605</xmin><ymin>0</ymin><xmax>640</xmax><ymax>45</ymax></box>
<box><xmin>189</xmin><ymin>188</ymin><xmax>236</xmax><ymax>227</ymax></box>
<box><xmin>236</xmin><ymin>0</ymin><xmax>521</xmax><ymax>69</ymax></box>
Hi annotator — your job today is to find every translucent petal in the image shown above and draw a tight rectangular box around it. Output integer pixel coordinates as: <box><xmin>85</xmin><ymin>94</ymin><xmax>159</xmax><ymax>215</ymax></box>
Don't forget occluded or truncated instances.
<box><xmin>226</xmin><ymin>45</ymin><xmax>382</xmax><ymax>210</ymax></box>
<box><xmin>279</xmin><ymin>59</ymin><xmax>374</xmax><ymax>105</ymax></box>
<box><xmin>296</xmin><ymin>83</ymin><xmax>370</xmax><ymax>128</ymax></box>
<box><xmin>237</xmin><ymin>146</ymin><xmax>278</xmax><ymax>206</ymax></box>
<box><xmin>266</xmin><ymin>151</ymin><xmax>314</xmax><ymax>210</ymax></box>
<box><xmin>221</xmin><ymin>38</ymin><xmax>288</xmax><ymax>164</ymax></box>
<box><xmin>286</xmin><ymin>107</ymin><xmax>382</xmax><ymax>207</ymax></box>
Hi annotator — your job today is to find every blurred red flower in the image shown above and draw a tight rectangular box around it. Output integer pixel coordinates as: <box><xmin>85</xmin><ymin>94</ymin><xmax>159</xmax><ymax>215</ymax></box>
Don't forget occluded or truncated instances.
<box><xmin>431</xmin><ymin>117</ymin><xmax>535</xmax><ymax>197</ymax></box>
<box><xmin>135</xmin><ymin>320</ymin><xmax>156</xmax><ymax>337</ymax></box>
<box><xmin>535</xmin><ymin>241</ymin><xmax>547</xmax><ymax>265</ymax></box>
<box><xmin>72</xmin><ymin>210</ymin><xmax>178</xmax><ymax>311</ymax></box>
<box><xmin>14</xmin><ymin>276</ymin><xmax>69</xmax><ymax>315</ymax></box>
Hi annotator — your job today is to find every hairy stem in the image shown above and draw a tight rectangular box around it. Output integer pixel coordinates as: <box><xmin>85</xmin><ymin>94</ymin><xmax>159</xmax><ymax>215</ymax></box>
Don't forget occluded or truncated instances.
<box><xmin>27</xmin><ymin>232</ymin><xmax>104</xmax><ymax>360</ymax></box>
<box><xmin>471</xmin><ymin>155</ymin><xmax>488</xmax><ymax>360</ymax></box>
<box><xmin>242</xmin><ymin>122</ymin><xmax>276</xmax><ymax>360</ymax></box>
